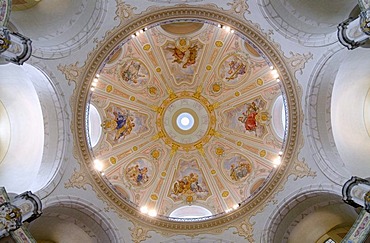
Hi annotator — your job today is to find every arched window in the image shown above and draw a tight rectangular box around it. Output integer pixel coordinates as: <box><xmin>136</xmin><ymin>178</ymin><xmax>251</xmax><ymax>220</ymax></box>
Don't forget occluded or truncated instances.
<box><xmin>169</xmin><ymin>205</ymin><xmax>213</xmax><ymax>219</ymax></box>
<box><xmin>271</xmin><ymin>95</ymin><xmax>287</xmax><ymax>140</ymax></box>
<box><xmin>0</xmin><ymin>63</ymin><xmax>65</xmax><ymax>194</ymax></box>
<box><xmin>87</xmin><ymin>104</ymin><xmax>102</xmax><ymax>148</ymax></box>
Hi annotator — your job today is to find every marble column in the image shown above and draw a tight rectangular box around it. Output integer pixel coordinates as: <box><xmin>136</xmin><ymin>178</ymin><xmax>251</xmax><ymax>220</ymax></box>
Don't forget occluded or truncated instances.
<box><xmin>338</xmin><ymin>0</ymin><xmax>370</xmax><ymax>49</ymax></box>
<box><xmin>0</xmin><ymin>187</ymin><xmax>42</xmax><ymax>242</ymax></box>
<box><xmin>0</xmin><ymin>27</ymin><xmax>32</xmax><ymax>65</ymax></box>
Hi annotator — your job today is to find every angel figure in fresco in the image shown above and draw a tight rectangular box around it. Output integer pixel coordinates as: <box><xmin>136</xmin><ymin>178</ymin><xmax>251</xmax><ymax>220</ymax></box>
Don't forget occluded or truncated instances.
<box><xmin>113</xmin><ymin>111</ymin><xmax>127</xmax><ymax>130</ymax></box>
<box><xmin>229</xmin><ymin>161</ymin><xmax>252</xmax><ymax>181</ymax></box>
<box><xmin>168</xmin><ymin>43</ymin><xmax>199</xmax><ymax>68</ymax></box>
<box><xmin>238</xmin><ymin>101</ymin><xmax>259</xmax><ymax>133</ymax></box>
<box><xmin>120</xmin><ymin>60</ymin><xmax>144</xmax><ymax>84</ymax></box>
<box><xmin>171</xmin><ymin>47</ymin><xmax>186</xmax><ymax>64</ymax></box>
<box><xmin>136</xmin><ymin>167</ymin><xmax>149</xmax><ymax>185</ymax></box>
<box><xmin>126</xmin><ymin>164</ymin><xmax>149</xmax><ymax>186</ymax></box>
<box><xmin>114</xmin><ymin>116</ymin><xmax>135</xmax><ymax>141</ymax></box>
<box><xmin>182</xmin><ymin>44</ymin><xmax>198</xmax><ymax>68</ymax></box>
<box><xmin>101</xmin><ymin>109</ymin><xmax>136</xmax><ymax>142</ymax></box>
<box><xmin>173</xmin><ymin>172</ymin><xmax>203</xmax><ymax>195</ymax></box>
<box><xmin>226</xmin><ymin>59</ymin><xmax>247</xmax><ymax>81</ymax></box>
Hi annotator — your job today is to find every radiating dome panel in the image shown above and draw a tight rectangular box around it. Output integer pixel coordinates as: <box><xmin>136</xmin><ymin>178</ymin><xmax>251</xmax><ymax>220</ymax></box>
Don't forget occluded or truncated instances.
<box><xmin>125</xmin><ymin>158</ymin><xmax>154</xmax><ymax>188</ymax></box>
<box><xmin>169</xmin><ymin>158</ymin><xmax>210</xmax><ymax>204</ymax></box>
<box><xmin>100</xmin><ymin>103</ymin><xmax>149</xmax><ymax>146</ymax></box>
<box><xmin>85</xmin><ymin>20</ymin><xmax>290</xmax><ymax>221</ymax></box>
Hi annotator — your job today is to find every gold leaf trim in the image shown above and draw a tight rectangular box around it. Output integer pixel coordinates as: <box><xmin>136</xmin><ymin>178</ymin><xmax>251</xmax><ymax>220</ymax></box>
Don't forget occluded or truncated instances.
<box><xmin>64</xmin><ymin>168</ymin><xmax>90</xmax><ymax>190</ymax></box>
<box><xmin>286</xmin><ymin>51</ymin><xmax>313</xmax><ymax>75</ymax></box>
<box><xmin>291</xmin><ymin>159</ymin><xmax>317</xmax><ymax>180</ymax></box>
<box><xmin>115</xmin><ymin>0</ymin><xmax>137</xmax><ymax>24</ymax></box>
<box><xmin>129</xmin><ymin>224</ymin><xmax>152</xmax><ymax>243</ymax></box>
<box><xmin>227</xmin><ymin>0</ymin><xmax>251</xmax><ymax>17</ymax></box>
<box><xmin>233</xmin><ymin>218</ymin><xmax>255</xmax><ymax>242</ymax></box>
<box><xmin>57</xmin><ymin>62</ymin><xmax>84</xmax><ymax>85</ymax></box>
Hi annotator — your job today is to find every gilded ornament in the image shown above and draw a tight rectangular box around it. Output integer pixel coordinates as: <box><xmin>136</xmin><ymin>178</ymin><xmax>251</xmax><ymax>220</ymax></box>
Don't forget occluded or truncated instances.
<box><xmin>151</xmin><ymin>149</ymin><xmax>160</xmax><ymax>159</ymax></box>
<box><xmin>106</xmin><ymin>85</ymin><xmax>113</xmax><ymax>93</ymax></box>
<box><xmin>259</xmin><ymin>150</ymin><xmax>266</xmax><ymax>157</ymax></box>
<box><xmin>161</xmin><ymin>171</ymin><xmax>166</xmax><ymax>177</ymax></box>
<box><xmin>143</xmin><ymin>44</ymin><xmax>151</xmax><ymax>51</ymax></box>
<box><xmin>170</xmin><ymin>144</ymin><xmax>179</xmax><ymax>156</ymax></box>
<box><xmin>206</xmin><ymin>65</ymin><xmax>212</xmax><ymax>70</ymax></box>
<box><xmin>235</xmin><ymin>91</ymin><xmax>240</xmax><ymax>97</ymax></box>
<box><xmin>212</xmin><ymin>83</ymin><xmax>221</xmax><ymax>92</ymax></box>
<box><xmin>133</xmin><ymin>146</ymin><xmax>138</xmax><ymax>151</ymax></box>
<box><xmin>193</xmin><ymin>86</ymin><xmax>203</xmax><ymax>99</ymax></box>
<box><xmin>215</xmin><ymin>147</ymin><xmax>224</xmax><ymax>156</ymax></box>
<box><xmin>211</xmin><ymin>169</ymin><xmax>216</xmax><ymax>175</ymax></box>
<box><xmin>195</xmin><ymin>142</ymin><xmax>205</xmax><ymax>156</ymax></box>
<box><xmin>150</xmin><ymin>105</ymin><xmax>163</xmax><ymax>113</ymax></box>
<box><xmin>260</xmin><ymin>113</ymin><xmax>269</xmax><ymax>121</ymax></box>
<box><xmin>256</xmin><ymin>78</ymin><xmax>263</xmax><ymax>86</ymax></box>
<box><xmin>130</xmin><ymin>96</ymin><xmax>136</xmax><ymax>101</ymax></box>
<box><xmin>156</xmin><ymin>67</ymin><xmax>161</xmax><ymax>72</ymax></box>
<box><xmin>167</xmin><ymin>88</ymin><xmax>178</xmax><ymax>100</ymax></box>
<box><xmin>365</xmin><ymin>191</ymin><xmax>370</xmax><ymax>202</ymax></box>
<box><xmin>186</xmin><ymin>195</ymin><xmax>194</xmax><ymax>203</ymax></box>
<box><xmin>150</xmin><ymin>194</ymin><xmax>158</xmax><ymax>200</ymax></box>
<box><xmin>222</xmin><ymin>191</ymin><xmax>229</xmax><ymax>197</ymax></box>
<box><xmin>179</xmin><ymin>38</ymin><xmax>187</xmax><ymax>47</ymax></box>
<box><xmin>215</xmin><ymin>40</ymin><xmax>223</xmax><ymax>47</ymax></box>
<box><xmin>0</xmin><ymin>37</ymin><xmax>10</xmax><ymax>51</ymax></box>
<box><xmin>148</xmin><ymin>86</ymin><xmax>157</xmax><ymax>95</ymax></box>
<box><xmin>152</xmin><ymin>131</ymin><xmax>165</xmax><ymax>140</ymax></box>
<box><xmin>209</xmin><ymin>128</ymin><xmax>221</xmax><ymax>138</ymax></box>
<box><xmin>110</xmin><ymin>157</ymin><xmax>117</xmax><ymax>164</ymax></box>
<box><xmin>236</xmin><ymin>141</ymin><xmax>242</xmax><ymax>146</ymax></box>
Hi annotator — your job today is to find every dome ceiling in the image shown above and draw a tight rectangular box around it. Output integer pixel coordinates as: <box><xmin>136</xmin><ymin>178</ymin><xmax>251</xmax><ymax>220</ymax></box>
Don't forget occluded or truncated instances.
<box><xmin>87</xmin><ymin>21</ymin><xmax>287</xmax><ymax>218</ymax></box>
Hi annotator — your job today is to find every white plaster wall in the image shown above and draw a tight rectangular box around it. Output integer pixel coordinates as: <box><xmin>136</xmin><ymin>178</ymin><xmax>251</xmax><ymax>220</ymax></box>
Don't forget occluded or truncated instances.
<box><xmin>259</xmin><ymin>0</ymin><xmax>357</xmax><ymax>46</ymax></box>
<box><xmin>287</xmin><ymin>0</ymin><xmax>357</xmax><ymax>28</ymax></box>
<box><xmin>288</xmin><ymin>204</ymin><xmax>357</xmax><ymax>243</ymax></box>
<box><xmin>11</xmin><ymin>0</ymin><xmax>89</xmax><ymax>42</ymax></box>
<box><xmin>0</xmin><ymin>63</ymin><xmax>44</xmax><ymax>193</ymax></box>
<box><xmin>10</xmin><ymin>0</ymin><xmax>106</xmax><ymax>59</ymax></box>
<box><xmin>332</xmin><ymin>49</ymin><xmax>370</xmax><ymax>177</ymax></box>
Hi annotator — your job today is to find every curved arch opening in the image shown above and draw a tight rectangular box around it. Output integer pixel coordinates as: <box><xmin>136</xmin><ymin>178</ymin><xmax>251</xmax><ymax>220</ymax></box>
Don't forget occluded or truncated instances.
<box><xmin>0</xmin><ymin>63</ymin><xmax>44</xmax><ymax>193</ymax></box>
<box><xmin>0</xmin><ymin>63</ymin><xmax>65</xmax><ymax>194</ymax></box>
<box><xmin>272</xmin><ymin>95</ymin><xmax>287</xmax><ymax>140</ymax></box>
<box><xmin>169</xmin><ymin>205</ymin><xmax>213</xmax><ymax>219</ymax></box>
<box><xmin>88</xmin><ymin>104</ymin><xmax>102</xmax><ymax>148</ymax></box>
<box><xmin>29</xmin><ymin>201</ymin><xmax>119</xmax><ymax>243</ymax></box>
<box><xmin>332</xmin><ymin>49</ymin><xmax>370</xmax><ymax>177</ymax></box>
<box><xmin>267</xmin><ymin>192</ymin><xmax>357</xmax><ymax>243</ymax></box>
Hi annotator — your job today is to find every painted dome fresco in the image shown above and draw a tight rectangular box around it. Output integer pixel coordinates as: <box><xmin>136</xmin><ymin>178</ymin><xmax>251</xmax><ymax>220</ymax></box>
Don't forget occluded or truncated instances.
<box><xmin>86</xmin><ymin>21</ymin><xmax>288</xmax><ymax>220</ymax></box>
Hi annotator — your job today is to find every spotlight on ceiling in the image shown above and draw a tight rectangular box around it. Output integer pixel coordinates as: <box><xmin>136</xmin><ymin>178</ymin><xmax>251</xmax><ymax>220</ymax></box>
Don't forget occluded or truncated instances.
<box><xmin>271</xmin><ymin>69</ymin><xmax>279</xmax><ymax>79</ymax></box>
<box><xmin>140</xmin><ymin>206</ymin><xmax>148</xmax><ymax>214</ymax></box>
<box><xmin>94</xmin><ymin>159</ymin><xmax>103</xmax><ymax>172</ymax></box>
<box><xmin>148</xmin><ymin>209</ymin><xmax>157</xmax><ymax>217</ymax></box>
